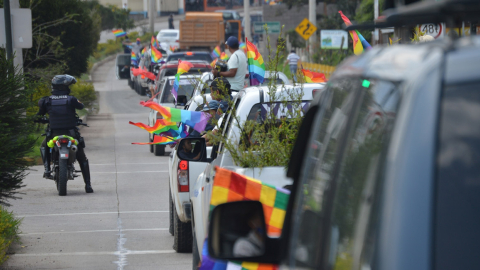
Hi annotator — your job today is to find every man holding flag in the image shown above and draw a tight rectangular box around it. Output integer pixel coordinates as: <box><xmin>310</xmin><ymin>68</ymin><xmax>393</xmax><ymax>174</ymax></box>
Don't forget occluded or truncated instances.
<box><xmin>212</xmin><ymin>36</ymin><xmax>247</xmax><ymax>93</ymax></box>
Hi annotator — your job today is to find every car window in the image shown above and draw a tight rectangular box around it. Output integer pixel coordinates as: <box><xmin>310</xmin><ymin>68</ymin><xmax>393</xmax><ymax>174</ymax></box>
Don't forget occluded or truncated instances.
<box><xmin>327</xmin><ymin>80</ymin><xmax>400</xmax><ymax>270</ymax></box>
<box><xmin>160</xmin><ymin>79</ymin><xmax>196</xmax><ymax>104</ymax></box>
<box><xmin>289</xmin><ymin>79</ymin><xmax>359</xmax><ymax>269</ymax></box>
<box><xmin>159</xmin><ymin>32</ymin><xmax>178</xmax><ymax>38</ymax></box>
<box><xmin>166</xmin><ymin>54</ymin><xmax>213</xmax><ymax>63</ymax></box>
<box><xmin>259</xmin><ymin>78</ymin><xmax>284</xmax><ymax>86</ymax></box>
<box><xmin>435</xmin><ymin>81</ymin><xmax>480</xmax><ymax>270</ymax></box>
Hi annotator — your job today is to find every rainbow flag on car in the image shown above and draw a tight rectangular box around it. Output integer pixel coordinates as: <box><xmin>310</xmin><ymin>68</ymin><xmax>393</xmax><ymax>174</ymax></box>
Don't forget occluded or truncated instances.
<box><xmin>198</xmin><ymin>167</ymin><xmax>289</xmax><ymax>270</ymax></box>
<box><xmin>112</xmin><ymin>29</ymin><xmax>126</xmax><ymax>38</ymax></box>
<box><xmin>140</xmin><ymin>101</ymin><xmax>211</xmax><ymax>133</ymax></box>
<box><xmin>131</xmin><ymin>51</ymin><xmax>138</xmax><ymax>66</ymax></box>
<box><xmin>245</xmin><ymin>38</ymin><xmax>265</xmax><ymax>86</ymax></box>
<box><xmin>302</xmin><ymin>69</ymin><xmax>327</xmax><ymax>83</ymax></box>
<box><xmin>338</xmin><ymin>11</ymin><xmax>372</xmax><ymax>55</ymax></box>
<box><xmin>132</xmin><ymin>135</ymin><xmax>176</xmax><ymax>145</ymax></box>
<box><xmin>151</xmin><ymin>46</ymin><xmax>163</xmax><ymax>63</ymax></box>
<box><xmin>172</xmin><ymin>60</ymin><xmax>194</xmax><ymax>102</ymax></box>
<box><xmin>211</xmin><ymin>46</ymin><xmax>221</xmax><ymax>59</ymax></box>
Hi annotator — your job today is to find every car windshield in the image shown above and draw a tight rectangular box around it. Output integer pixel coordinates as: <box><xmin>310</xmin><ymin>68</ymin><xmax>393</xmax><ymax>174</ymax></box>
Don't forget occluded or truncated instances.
<box><xmin>163</xmin><ymin>67</ymin><xmax>211</xmax><ymax>77</ymax></box>
<box><xmin>159</xmin><ymin>32</ymin><xmax>178</xmax><ymax>38</ymax></box>
<box><xmin>161</xmin><ymin>79</ymin><xmax>196</xmax><ymax>104</ymax></box>
<box><xmin>166</xmin><ymin>54</ymin><xmax>213</xmax><ymax>63</ymax></box>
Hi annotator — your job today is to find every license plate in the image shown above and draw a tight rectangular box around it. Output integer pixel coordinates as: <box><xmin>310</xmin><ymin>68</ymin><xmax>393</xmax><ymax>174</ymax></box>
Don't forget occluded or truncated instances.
<box><xmin>61</xmin><ymin>153</ymin><xmax>68</xmax><ymax>158</ymax></box>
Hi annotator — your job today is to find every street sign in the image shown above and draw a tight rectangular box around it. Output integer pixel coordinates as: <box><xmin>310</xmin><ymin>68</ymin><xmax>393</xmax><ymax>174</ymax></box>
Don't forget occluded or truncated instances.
<box><xmin>419</xmin><ymin>23</ymin><xmax>443</xmax><ymax>39</ymax></box>
<box><xmin>0</xmin><ymin>8</ymin><xmax>32</xmax><ymax>48</ymax></box>
<box><xmin>321</xmin><ymin>30</ymin><xmax>348</xmax><ymax>49</ymax></box>
<box><xmin>295</xmin><ymin>18</ymin><xmax>317</xmax><ymax>40</ymax></box>
<box><xmin>253</xmin><ymin>21</ymin><xmax>281</xmax><ymax>34</ymax></box>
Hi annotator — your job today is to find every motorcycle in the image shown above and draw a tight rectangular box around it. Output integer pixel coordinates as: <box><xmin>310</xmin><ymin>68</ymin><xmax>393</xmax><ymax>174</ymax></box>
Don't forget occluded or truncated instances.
<box><xmin>35</xmin><ymin>116</ymin><xmax>88</xmax><ymax>196</ymax></box>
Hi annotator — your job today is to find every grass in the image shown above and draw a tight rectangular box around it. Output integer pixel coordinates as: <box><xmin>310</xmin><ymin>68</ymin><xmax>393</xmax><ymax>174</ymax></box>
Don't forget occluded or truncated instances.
<box><xmin>0</xmin><ymin>207</ymin><xmax>22</xmax><ymax>265</ymax></box>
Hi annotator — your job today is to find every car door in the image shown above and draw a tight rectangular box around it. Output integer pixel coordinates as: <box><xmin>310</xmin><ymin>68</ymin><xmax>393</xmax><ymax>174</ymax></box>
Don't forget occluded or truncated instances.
<box><xmin>287</xmin><ymin>78</ymin><xmax>401</xmax><ymax>269</ymax></box>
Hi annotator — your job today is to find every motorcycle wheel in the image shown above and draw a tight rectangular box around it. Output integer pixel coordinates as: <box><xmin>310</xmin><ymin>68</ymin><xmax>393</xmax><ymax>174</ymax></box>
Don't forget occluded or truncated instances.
<box><xmin>58</xmin><ymin>159</ymin><xmax>68</xmax><ymax>196</ymax></box>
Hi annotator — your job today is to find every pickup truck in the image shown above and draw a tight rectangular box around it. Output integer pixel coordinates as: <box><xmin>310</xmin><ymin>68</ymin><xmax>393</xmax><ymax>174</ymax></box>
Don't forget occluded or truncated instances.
<box><xmin>176</xmin><ymin>83</ymin><xmax>325</xmax><ymax>266</ymax></box>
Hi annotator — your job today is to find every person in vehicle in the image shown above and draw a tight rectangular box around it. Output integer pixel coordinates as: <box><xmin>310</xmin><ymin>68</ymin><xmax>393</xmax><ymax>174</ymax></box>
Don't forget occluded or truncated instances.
<box><xmin>188</xmin><ymin>100</ymin><xmax>220</xmax><ymax>138</ymax></box>
<box><xmin>233</xmin><ymin>211</ymin><xmax>265</xmax><ymax>257</ymax></box>
<box><xmin>178</xmin><ymin>139</ymin><xmax>201</xmax><ymax>160</ymax></box>
<box><xmin>36</xmin><ymin>75</ymin><xmax>94</xmax><ymax>193</ymax></box>
<box><xmin>210</xmin><ymin>77</ymin><xmax>232</xmax><ymax>115</ymax></box>
<box><xmin>212</xmin><ymin>36</ymin><xmax>248</xmax><ymax>92</ymax></box>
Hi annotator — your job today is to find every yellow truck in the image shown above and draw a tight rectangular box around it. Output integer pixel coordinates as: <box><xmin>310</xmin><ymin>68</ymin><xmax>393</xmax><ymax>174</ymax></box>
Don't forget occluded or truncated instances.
<box><xmin>179</xmin><ymin>12</ymin><xmax>241</xmax><ymax>51</ymax></box>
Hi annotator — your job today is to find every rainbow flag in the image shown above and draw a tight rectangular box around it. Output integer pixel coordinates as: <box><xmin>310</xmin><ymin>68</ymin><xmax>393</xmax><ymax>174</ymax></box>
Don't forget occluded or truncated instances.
<box><xmin>219</xmin><ymin>52</ymin><xmax>229</xmax><ymax>61</ymax></box>
<box><xmin>151</xmin><ymin>36</ymin><xmax>158</xmax><ymax>48</ymax></box>
<box><xmin>169</xmin><ymin>45</ymin><xmax>176</xmax><ymax>52</ymax></box>
<box><xmin>129</xmin><ymin>119</ymin><xmax>178</xmax><ymax>134</ymax></box>
<box><xmin>140</xmin><ymin>47</ymin><xmax>146</xmax><ymax>58</ymax></box>
<box><xmin>210</xmin><ymin>58</ymin><xmax>218</xmax><ymax>68</ymax></box>
<box><xmin>302</xmin><ymin>69</ymin><xmax>327</xmax><ymax>83</ymax></box>
<box><xmin>131</xmin><ymin>51</ymin><xmax>138</xmax><ymax>66</ymax></box>
<box><xmin>172</xmin><ymin>60</ymin><xmax>194</xmax><ymax>101</ymax></box>
<box><xmin>245</xmin><ymin>39</ymin><xmax>265</xmax><ymax>86</ymax></box>
<box><xmin>240</xmin><ymin>42</ymin><xmax>247</xmax><ymax>53</ymax></box>
<box><xmin>339</xmin><ymin>11</ymin><xmax>372</xmax><ymax>55</ymax></box>
<box><xmin>112</xmin><ymin>29</ymin><xmax>126</xmax><ymax>38</ymax></box>
<box><xmin>132</xmin><ymin>134</ymin><xmax>176</xmax><ymax>145</ymax></box>
<box><xmin>140</xmin><ymin>101</ymin><xmax>211</xmax><ymax>133</ymax></box>
<box><xmin>211</xmin><ymin>46</ymin><xmax>221</xmax><ymax>59</ymax></box>
<box><xmin>199</xmin><ymin>167</ymin><xmax>289</xmax><ymax>270</ymax></box>
<box><xmin>151</xmin><ymin>46</ymin><xmax>163</xmax><ymax>63</ymax></box>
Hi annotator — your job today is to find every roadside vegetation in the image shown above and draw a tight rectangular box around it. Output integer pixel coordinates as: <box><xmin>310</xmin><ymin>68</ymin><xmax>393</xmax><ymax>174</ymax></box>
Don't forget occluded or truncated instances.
<box><xmin>206</xmin><ymin>27</ymin><xmax>309</xmax><ymax>169</ymax></box>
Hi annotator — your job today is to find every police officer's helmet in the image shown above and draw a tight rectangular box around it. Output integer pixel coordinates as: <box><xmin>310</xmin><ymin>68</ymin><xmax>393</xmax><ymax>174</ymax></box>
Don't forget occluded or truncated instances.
<box><xmin>51</xmin><ymin>74</ymin><xmax>77</xmax><ymax>93</ymax></box>
<box><xmin>211</xmin><ymin>77</ymin><xmax>231</xmax><ymax>94</ymax></box>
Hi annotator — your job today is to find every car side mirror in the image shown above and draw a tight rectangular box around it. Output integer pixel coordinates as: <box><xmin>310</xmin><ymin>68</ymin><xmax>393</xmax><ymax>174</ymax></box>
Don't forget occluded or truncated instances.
<box><xmin>177</xmin><ymin>95</ymin><xmax>188</xmax><ymax>106</ymax></box>
<box><xmin>176</xmin><ymin>138</ymin><xmax>207</xmax><ymax>162</ymax></box>
<box><xmin>208</xmin><ymin>201</ymin><xmax>267</xmax><ymax>260</ymax></box>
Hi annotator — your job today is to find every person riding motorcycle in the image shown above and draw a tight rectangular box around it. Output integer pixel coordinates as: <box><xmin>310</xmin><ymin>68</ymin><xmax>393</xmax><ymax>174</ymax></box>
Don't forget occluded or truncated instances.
<box><xmin>36</xmin><ymin>75</ymin><xmax>94</xmax><ymax>193</ymax></box>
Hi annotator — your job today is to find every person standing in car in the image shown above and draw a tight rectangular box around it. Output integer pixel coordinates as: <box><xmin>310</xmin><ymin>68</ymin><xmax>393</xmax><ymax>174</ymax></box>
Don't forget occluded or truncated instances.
<box><xmin>212</xmin><ymin>36</ymin><xmax>248</xmax><ymax>93</ymax></box>
<box><xmin>36</xmin><ymin>75</ymin><xmax>94</xmax><ymax>193</ymax></box>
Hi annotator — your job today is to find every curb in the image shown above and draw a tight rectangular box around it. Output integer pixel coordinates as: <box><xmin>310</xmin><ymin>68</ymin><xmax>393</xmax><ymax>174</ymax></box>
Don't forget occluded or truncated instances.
<box><xmin>88</xmin><ymin>54</ymin><xmax>118</xmax><ymax>81</ymax></box>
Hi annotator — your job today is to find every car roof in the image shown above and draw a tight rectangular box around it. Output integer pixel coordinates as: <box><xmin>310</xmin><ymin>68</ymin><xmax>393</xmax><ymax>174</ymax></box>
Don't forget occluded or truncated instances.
<box><xmin>163</xmin><ymin>74</ymin><xmax>202</xmax><ymax>80</ymax></box>
<box><xmin>159</xmin><ymin>29</ymin><xmax>179</xmax><ymax>33</ymax></box>
<box><xmin>332</xmin><ymin>35</ymin><xmax>480</xmax><ymax>85</ymax></box>
<box><xmin>160</xmin><ymin>61</ymin><xmax>212</xmax><ymax>68</ymax></box>
<box><xmin>168</xmin><ymin>51</ymin><xmax>210</xmax><ymax>55</ymax></box>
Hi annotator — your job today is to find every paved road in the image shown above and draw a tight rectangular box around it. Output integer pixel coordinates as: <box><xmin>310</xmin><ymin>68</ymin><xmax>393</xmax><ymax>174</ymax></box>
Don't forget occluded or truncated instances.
<box><xmin>5</xmin><ymin>60</ymin><xmax>191</xmax><ymax>269</ymax></box>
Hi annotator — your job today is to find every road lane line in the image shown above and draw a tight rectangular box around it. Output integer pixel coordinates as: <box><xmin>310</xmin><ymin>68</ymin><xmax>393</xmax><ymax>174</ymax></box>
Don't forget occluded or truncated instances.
<box><xmin>11</xmin><ymin>250</ymin><xmax>176</xmax><ymax>257</ymax></box>
<box><xmin>18</xmin><ymin>210</ymin><xmax>168</xmax><ymax>218</ymax></box>
<box><xmin>19</xmin><ymin>228</ymin><xmax>169</xmax><ymax>235</ymax></box>
<box><xmin>28</xmin><ymin>171</ymin><xmax>168</xmax><ymax>176</ymax></box>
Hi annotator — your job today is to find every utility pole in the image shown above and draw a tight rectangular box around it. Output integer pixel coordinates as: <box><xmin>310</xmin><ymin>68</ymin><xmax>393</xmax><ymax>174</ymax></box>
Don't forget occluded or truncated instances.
<box><xmin>149</xmin><ymin>0</ymin><xmax>155</xmax><ymax>34</ymax></box>
<box><xmin>244</xmin><ymin>0</ymin><xmax>251</xmax><ymax>42</ymax></box>
<box><xmin>308</xmin><ymin>0</ymin><xmax>315</xmax><ymax>61</ymax></box>
<box><xmin>11</xmin><ymin>0</ymin><xmax>23</xmax><ymax>73</ymax></box>
<box><xmin>3</xmin><ymin>0</ymin><xmax>13</xmax><ymax>60</ymax></box>
<box><xmin>374</xmin><ymin>0</ymin><xmax>379</xmax><ymax>44</ymax></box>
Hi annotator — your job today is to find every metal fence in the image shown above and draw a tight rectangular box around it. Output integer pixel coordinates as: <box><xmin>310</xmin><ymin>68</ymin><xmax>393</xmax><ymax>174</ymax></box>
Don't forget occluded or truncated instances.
<box><xmin>301</xmin><ymin>62</ymin><xmax>336</xmax><ymax>79</ymax></box>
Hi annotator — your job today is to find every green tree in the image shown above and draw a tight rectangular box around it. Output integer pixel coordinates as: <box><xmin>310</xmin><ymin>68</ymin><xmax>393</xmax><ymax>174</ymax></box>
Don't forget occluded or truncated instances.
<box><xmin>0</xmin><ymin>54</ymin><xmax>36</xmax><ymax>205</ymax></box>
<box><xmin>355</xmin><ymin>0</ymin><xmax>384</xmax><ymax>43</ymax></box>
<box><xmin>19</xmin><ymin>0</ymin><xmax>99</xmax><ymax>76</ymax></box>
<box><xmin>84</xmin><ymin>1</ymin><xmax>134</xmax><ymax>31</ymax></box>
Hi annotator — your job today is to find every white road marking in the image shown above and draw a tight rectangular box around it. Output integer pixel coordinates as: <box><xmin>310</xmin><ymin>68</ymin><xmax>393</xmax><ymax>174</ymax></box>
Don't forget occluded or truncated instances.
<box><xmin>19</xmin><ymin>228</ymin><xmax>169</xmax><ymax>235</ymax></box>
<box><xmin>28</xmin><ymin>171</ymin><xmax>168</xmax><ymax>176</ymax></box>
<box><xmin>11</xmin><ymin>250</ymin><xmax>176</xmax><ymax>257</ymax></box>
<box><xmin>18</xmin><ymin>210</ymin><xmax>168</xmax><ymax>218</ymax></box>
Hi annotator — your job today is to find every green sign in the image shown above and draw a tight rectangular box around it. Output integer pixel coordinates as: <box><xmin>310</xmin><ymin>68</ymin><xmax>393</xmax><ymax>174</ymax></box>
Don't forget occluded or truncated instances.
<box><xmin>253</xmin><ymin>22</ymin><xmax>281</xmax><ymax>34</ymax></box>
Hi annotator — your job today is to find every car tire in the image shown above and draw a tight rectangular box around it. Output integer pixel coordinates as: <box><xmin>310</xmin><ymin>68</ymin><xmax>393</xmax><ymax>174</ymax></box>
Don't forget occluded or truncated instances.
<box><xmin>149</xmin><ymin>136</ymin><xmax>154</xmax><ymax>153</ymax></box>
<box><xmin>173</xmin><ymin>204</ymin><xmax>192</xmax><ymax>253</ymax></box>
<box><xmin>191</xmin><ymin>214</ymin><xmax>201</xmax><ymax>270</ymax></box>
<box><xmin>128</xmin><ymin>77</ymin><xmax>133</xmax><ymax>89</ymax></box>
<box><xmin>169</xmin><ymin>186</ymin><xmax>174</xmax><ymax>236</ymax></box>
<box><xmin>154</xmin><ymin>143</ymin><xmax>165</xmax><ymax>156</ymax></box>
<box><xmin>140</xmin><ymin>86</ymin><xmax>147</xmax><ymax>96</ymax></box>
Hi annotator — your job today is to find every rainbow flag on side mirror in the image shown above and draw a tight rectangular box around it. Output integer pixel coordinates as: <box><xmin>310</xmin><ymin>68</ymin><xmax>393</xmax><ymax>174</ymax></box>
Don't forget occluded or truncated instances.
<box><xmin>151</xmin><ymin>46</ymin><xmax>163</xmax><ymax>63</ymax></box>
<box><xmin>112</xmin><ymin>29</ymin><xmax>126</xmax><ymax>38</ymax></box>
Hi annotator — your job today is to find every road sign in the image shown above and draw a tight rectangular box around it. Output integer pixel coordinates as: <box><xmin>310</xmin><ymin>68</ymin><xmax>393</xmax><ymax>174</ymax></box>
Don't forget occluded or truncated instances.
<box><xmin>321</xmin><ymin>30</ymin><xmax>348</xmax><ymax>49</ymax></box>
<box><xmin>419</xmin><ymin>23</ymin><xmax>443</xmax><ymax>39</ymax></box>
<box><xmin>295</xmin><ymin>18</ymin><xmax>317</xmax><ymax>40</ymax></box>
<box><xmin>0</xmin><ymin>8</ymin><xmax>32</xmax><ymax>48</ymax></box>
<box><xmin>253</xmin><ymin>21</ymin><xmax>281</xmax><ymax>34</ymax></box>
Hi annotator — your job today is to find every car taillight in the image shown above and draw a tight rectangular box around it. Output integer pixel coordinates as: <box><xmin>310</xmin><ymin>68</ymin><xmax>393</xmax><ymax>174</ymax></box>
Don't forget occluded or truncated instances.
<box><xmin>185</xmin><ymin>52</ymin><xmax>193</xmax><ymax>56</ymax></box>
<box><xmin>175</xmin><ymin>40</ymin><xmax>179</xmax><ymax>43</ymax></box>
<box><xmin>59</xmin><ymin>138</ymin><xmax>69</xmax><ymax>144</ymax></box>
<box><xmin>177</xmin><ymin>160</ymin><xmax>189</xmax><ymax>192</ymax></box>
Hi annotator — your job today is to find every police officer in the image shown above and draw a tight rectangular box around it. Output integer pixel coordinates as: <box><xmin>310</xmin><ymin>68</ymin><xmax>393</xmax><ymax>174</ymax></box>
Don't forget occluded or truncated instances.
<box><xmin>37</xmin><ymin>75</ymin><xmax>94</xmax><ymax>193</ymax></box>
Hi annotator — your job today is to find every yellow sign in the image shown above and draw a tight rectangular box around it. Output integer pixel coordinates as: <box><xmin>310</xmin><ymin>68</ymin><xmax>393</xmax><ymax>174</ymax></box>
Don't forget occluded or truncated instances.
<box><xmin>295</xmin><ymin>18</ymin><xmax>317</xmax><ymax>40</ymax></box>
